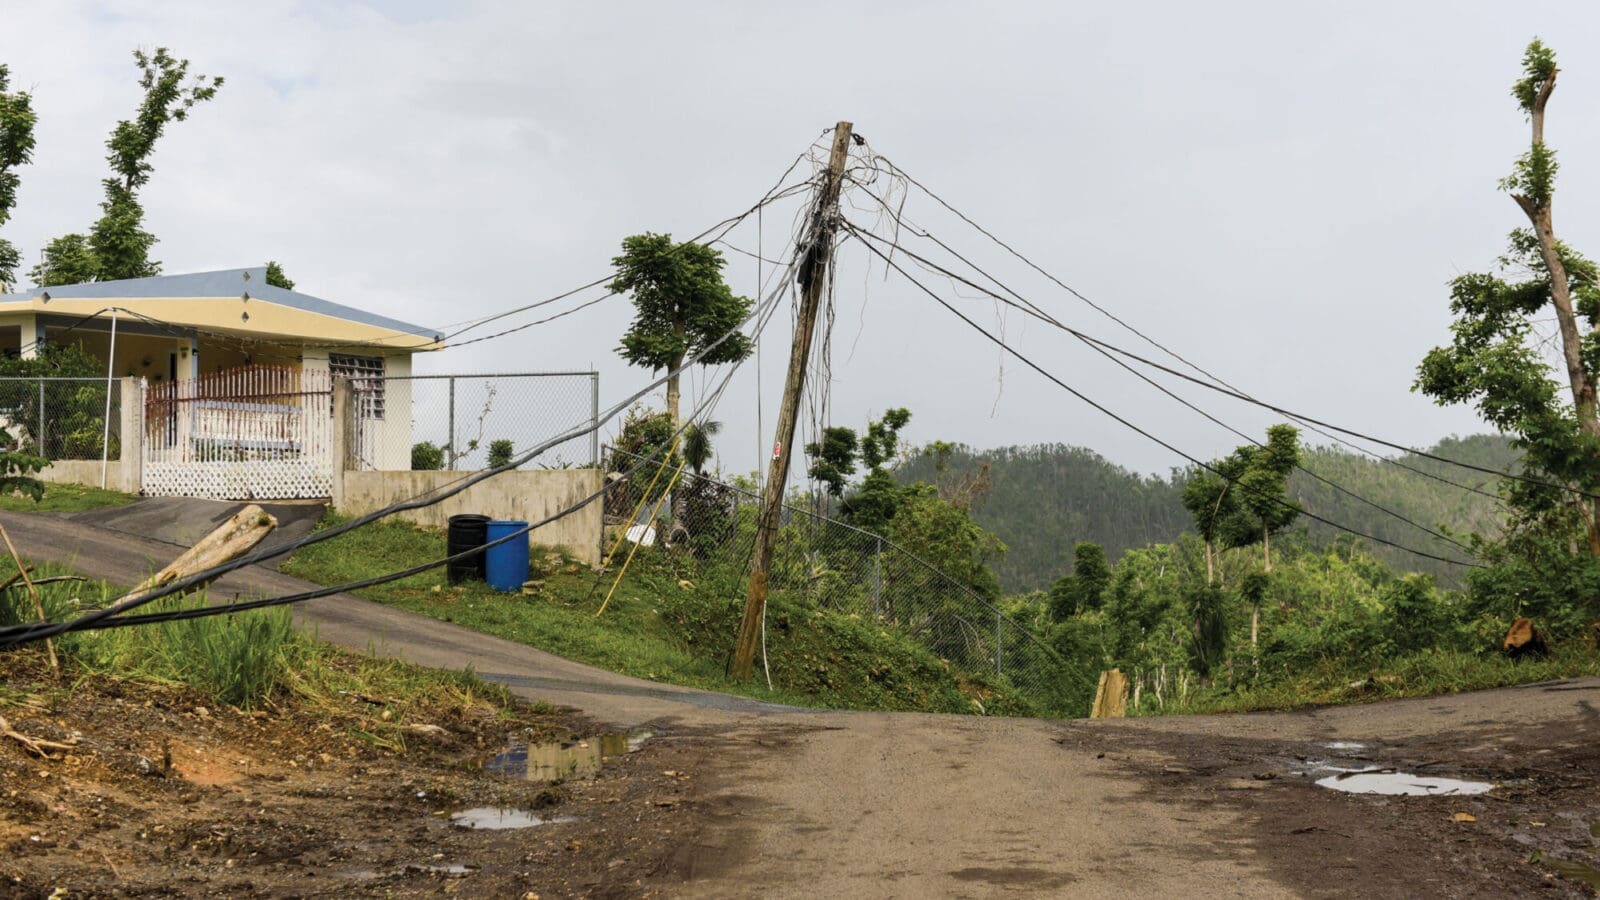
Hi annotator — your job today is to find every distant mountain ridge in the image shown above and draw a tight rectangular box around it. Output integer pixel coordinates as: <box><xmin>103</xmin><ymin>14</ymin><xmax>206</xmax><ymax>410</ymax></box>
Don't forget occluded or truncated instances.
<box><xmin>897</xmin><ymin>434</ymin><xmax>1517</xmax><ymax>592</ymax></box>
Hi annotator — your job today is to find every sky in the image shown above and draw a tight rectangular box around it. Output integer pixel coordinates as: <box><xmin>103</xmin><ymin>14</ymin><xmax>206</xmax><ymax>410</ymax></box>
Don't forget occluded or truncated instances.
<box><xmin>3</xmin><ymin>1</ymin><xmax>1597</xmax><ymax>478</ymax></box>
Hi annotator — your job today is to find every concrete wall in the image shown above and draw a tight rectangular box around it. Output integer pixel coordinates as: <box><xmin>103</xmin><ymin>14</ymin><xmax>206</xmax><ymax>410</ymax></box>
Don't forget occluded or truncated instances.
<box><xmin>336</xmin><ymin>468</ymin><xmax>602</xmax><ymax>566</ymax></box>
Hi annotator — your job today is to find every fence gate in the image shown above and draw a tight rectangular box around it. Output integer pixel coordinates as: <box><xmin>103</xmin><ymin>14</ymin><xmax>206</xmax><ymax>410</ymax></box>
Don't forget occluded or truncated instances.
<box><xmin>142</xmin><ymin>366</ymin><xmax>334</xmax><ymax>500</ymax></box>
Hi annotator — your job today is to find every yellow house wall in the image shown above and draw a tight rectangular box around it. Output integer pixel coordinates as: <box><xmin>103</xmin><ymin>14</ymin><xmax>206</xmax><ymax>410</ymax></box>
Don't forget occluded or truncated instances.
<box><xmin>0</xmin><ymin>297</ymin><xmax>438</xmax><ymax>350</ymax></box>
<box><xmin>304</xmin><ymin>349</ymin><xmax>413</xmax><ymax>470</ymax></box>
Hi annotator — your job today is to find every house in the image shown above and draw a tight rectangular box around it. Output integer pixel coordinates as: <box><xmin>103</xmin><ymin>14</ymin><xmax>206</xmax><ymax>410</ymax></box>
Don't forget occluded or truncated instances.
<box><xmin>0</xmin><ymin>266</ymin><xmax>440</xmax><ymax>472</ymax></box>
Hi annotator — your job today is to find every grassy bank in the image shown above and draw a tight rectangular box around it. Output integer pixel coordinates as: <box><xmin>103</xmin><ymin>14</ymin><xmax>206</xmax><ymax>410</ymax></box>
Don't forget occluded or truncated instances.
<box><xmin>0</xmin><ymin>481</ymin><xmax>134</xmax><ymax>512</ymax></box>
<box><xmin>1140</xmin><ymin>647</ymin><xmax>1600</xmax><ymax>716</ymax></box>
<box><xmin>0</xmin><ymin>558</ymin><xmax>547</xmax><ymax>749</ymax></box>
<box><xmin>280</xmin><ymin>513</ymin><xmax>1034</xmax><ymax>716</ymax></box>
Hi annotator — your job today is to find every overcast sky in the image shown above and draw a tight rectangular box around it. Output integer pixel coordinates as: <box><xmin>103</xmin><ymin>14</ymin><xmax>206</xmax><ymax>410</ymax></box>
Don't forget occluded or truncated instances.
<box><xmin>4</xmin><ymin>1</ymin><xmax>1596</xmax><ymax>478</ymax></box>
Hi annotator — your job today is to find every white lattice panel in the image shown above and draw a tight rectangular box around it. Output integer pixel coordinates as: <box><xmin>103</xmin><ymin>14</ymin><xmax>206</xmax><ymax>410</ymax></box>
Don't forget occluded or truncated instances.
<box><xmin>140</xmin><ymin>459</ymin><xmax>332</xmax><ymax>500</ymax></box>
<box><xmin>142</xmin><ymin>366</ymin><xmax>334</xmax><ymax>500</ymax></box>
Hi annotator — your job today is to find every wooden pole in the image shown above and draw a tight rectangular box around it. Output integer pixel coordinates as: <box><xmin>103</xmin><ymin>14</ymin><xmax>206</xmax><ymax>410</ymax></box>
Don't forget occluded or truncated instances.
<box><xmin>0</xmin><ymin>521</ymin><xmax>56</xmax><ymax>673</ymax></box>
<box><xmin>730</xmin><ymin>121</ymin><xmax>853</xmax><ymax>680</ymax></box>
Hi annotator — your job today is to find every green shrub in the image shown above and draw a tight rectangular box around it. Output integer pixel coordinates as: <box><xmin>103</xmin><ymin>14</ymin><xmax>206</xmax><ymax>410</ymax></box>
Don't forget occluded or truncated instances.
<box><xmin>411</xmin><ymin>441</ymin><xmax>444</xmax><ymax>470</ymax></box>
<box><xmin>488</xmin><ymin>439</ymin><xmax>514</xmax><ymax>469</ymax></box>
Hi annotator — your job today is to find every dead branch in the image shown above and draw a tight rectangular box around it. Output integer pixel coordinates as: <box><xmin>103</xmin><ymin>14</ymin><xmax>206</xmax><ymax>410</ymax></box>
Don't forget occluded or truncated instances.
<box><xmin>0</xmin><ymin>522</ymin><xmax>56</xmax><ymax>673</ymax></box>
<box><xmin>3</xmin><ymin>575</ymin><xmax>88</xmax><ymax>591</ymax></box>
<box><xmin>0</xmin><ymin>713</ymin><xmax>78</xmax><ymax>759</ymax></box>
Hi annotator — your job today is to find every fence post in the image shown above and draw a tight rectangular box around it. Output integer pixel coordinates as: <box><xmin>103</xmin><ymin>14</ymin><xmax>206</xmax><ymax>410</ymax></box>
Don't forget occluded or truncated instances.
<box><xmin>996</xmin><ymin>608</ymin><xmax>1003</xmax><ymax>678</ymax></box>
<box><xmin>119</xmin><ymin>377</ymin><xmax>142</xmax><ymax>494</ymax></box>
<box><xmin>873</xmin><ymin>537</ymin><xmax>882</xmax><ymax>618</ymax></box>
<box><xmin>589</xmin><ymin>372</ymin><xmax>600</xmax><ymax>467</ymax></box>
<box><xmin>36</xmin><ymin>380</ymin><xmax>44</xmax><ymax>456</ymax></box>
<box><xmin>330</xmin><ymin>379</ymin><xmax>355</xmax><ymax>510</ymax></box>
<box><xmin>447</xmin><ymin>376</ymin><xmax>457</xmax><ymax>470</ymax></box>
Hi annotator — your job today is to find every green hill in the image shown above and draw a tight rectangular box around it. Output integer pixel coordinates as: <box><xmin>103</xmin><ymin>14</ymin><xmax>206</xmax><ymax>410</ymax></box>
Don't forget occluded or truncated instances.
<box><xmin>900</xmin><ymin>434</ymin><xmax>1517</xmax><ymax>591</ymax></box>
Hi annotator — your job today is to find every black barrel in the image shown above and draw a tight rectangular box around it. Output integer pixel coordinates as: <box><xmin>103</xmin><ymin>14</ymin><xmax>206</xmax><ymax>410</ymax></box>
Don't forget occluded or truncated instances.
<box><xmin>446</xmin><ymin>514</ymin><xmax>491</xmax><ymax>584</ymax></box>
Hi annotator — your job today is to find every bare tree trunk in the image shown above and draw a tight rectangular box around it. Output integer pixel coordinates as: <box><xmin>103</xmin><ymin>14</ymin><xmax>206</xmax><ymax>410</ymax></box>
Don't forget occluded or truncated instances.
<box><xmin>1512</xmin><ymin>69</ymin><xmax>1600</xmax><ymax>556</ymax></box>
<box><xmin>664</xmin><ymin>372</ymin><xmax>682</xmax><ymax>428</ymax></box>
<box><xmin>1204</xmin><ymin>540</ymin><xmax>1215</xmax><ymax>585</ymax></box>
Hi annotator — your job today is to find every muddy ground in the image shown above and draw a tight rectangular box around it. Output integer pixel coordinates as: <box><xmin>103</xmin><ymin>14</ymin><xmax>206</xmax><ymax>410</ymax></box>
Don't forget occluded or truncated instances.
<box><xmin>0</xmin><ymin>653</ymin><xmax>709</xmax><ymax>898</ymax></box>
<box><xmin>1064</xmin><ymin>681</ymin><xmax>1600</xmax><ymax>898</ymax></box>
<box><xmin>6</xmin><ymin>654</ymin><xmax>1600</xmax><ymax>897</ymax></box>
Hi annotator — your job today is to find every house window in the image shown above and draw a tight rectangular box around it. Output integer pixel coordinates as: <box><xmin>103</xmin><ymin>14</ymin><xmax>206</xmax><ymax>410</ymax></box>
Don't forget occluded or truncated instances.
<box><xmin>330</xmin><ymin>353</ymin><xmax>385</xmax><ymax>419</ymax></box>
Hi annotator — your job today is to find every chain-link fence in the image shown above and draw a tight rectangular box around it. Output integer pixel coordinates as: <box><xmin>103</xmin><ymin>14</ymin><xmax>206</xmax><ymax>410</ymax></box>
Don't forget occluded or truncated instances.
<box><xmin>354</xmin><ymin>372</ymin><xmax>599</xmax><ymax>472</ymax></box>
<box><xmin>0</xmin><ymin>377</ymin><xmax>122</xmax><ymax>461</ymax></box>
<box><xmin>605</xmin><ymin>446</ymin><xmax>1088</xmax><ymax>716</ymax></box>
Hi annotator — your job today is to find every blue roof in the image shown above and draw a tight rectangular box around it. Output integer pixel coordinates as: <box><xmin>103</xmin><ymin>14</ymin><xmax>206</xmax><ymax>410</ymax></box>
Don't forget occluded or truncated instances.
<box><xmin>0</xmin><ymin>267</ymin><xmax>442</xmax><ymax>342</ymax></box>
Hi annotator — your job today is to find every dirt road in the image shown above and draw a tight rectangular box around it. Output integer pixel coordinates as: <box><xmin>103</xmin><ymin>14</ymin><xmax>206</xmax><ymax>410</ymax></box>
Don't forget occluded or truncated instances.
<box><xmin>5</xmin><ymin>503</ymin><xmax>1598</xmax><ymax>897</ymax></box>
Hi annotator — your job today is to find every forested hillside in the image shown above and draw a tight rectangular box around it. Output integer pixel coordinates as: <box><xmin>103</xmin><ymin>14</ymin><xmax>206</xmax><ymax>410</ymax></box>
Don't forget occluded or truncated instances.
<box><xmin>900</xmin><ymin>435</ymin><xmax>1517</xmax><ymax>591</ymax></box>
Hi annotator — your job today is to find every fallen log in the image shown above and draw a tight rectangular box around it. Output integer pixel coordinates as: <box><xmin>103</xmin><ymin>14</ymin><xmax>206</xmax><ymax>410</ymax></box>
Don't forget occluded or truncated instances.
<box><xmin>120</xmin><ymin>505</ymin><xmax>278</xmax><ymax>601</ymax></box>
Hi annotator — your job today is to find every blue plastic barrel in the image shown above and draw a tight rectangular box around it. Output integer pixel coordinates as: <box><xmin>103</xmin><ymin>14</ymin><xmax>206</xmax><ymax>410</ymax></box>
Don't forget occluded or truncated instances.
<box><xmin>484</xmin><ymin>521</ymin><xmax>530</xmax><ymax>592</ymax></box>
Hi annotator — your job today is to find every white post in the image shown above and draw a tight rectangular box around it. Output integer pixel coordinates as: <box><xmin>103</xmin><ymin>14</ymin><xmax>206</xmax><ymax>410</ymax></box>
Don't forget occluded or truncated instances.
<box><xmin>101</xmin><ymin>309</ymin><xmax>118</xmax><ymax>489</ymax></box>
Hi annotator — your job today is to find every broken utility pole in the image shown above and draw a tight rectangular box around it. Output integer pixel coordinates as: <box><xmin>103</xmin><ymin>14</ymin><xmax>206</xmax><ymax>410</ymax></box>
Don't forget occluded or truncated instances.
<box><xmin>730</xmin><ymin>120</ymin><xmax>854</xmax><ymax>680</ymax></box>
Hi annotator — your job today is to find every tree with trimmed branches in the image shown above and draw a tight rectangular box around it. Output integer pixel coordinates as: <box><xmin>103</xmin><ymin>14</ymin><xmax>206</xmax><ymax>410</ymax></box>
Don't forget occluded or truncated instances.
<box><xmin>1415</xmin><ymin>39</ymin><xmax>1600</xmax><ymax>631</ymax></box>
<box><xmin>610</xmin><ymin>233</ymin><xmax>753</xmax><ymax>426</ymax></box>
<box><xmin>32</xmin><ymin>48</ymin><xmax>222</xmax><ymax>286</ymax></box>
<box><xmin>0</xmin><ymin>64</ymin><xmax>36</xmax><ymax>292</ymax></box>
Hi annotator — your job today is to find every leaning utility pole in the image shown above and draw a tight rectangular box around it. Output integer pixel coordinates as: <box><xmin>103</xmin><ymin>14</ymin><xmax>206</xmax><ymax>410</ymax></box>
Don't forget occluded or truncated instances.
<box><xmin>730</xmin><ymin>120</ymin><xmax>854</xmax><ymax>680</ymax></box>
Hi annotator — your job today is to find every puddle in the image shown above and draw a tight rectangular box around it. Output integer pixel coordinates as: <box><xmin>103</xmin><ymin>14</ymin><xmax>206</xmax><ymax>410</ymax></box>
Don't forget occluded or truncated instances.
<box><xmin>450</xmin><ymin>807</ymin><xmax>579</xmax><ymax>830</ymax></box>
<box><xmin>485</xmin><ymin>731</ymin><xmax>651</xmax><ymax>782</ymax></box>
<box><xmin>1319</xmin><ymin>741</ymin><xmax>1370</xmax><ymax>752</ymax></box>
<box><xmin>1532</xmin><ymin>849</ymin><xmax>1600</xmax><ymax>889</ymax></box>
<box><xmin>1315</xmin><ymin>769</ymin><xmax>1493</xmax><ymax>796</ymax></box>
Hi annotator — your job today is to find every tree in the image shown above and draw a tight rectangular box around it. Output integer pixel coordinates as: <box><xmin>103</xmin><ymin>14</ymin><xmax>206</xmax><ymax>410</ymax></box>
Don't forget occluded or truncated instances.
<box><xmin>265</xmin><ymin>260</ymin><xmax>294</xmax><ymax>290</ymax></box>
<box><xmin>0</xmin><ymin>64</ymin><xmax>37</xmax><ymax>292</ymax></box>
<box><xmin>610</xmin><ymin>233</ymin><xmax>752</xmax><ymax>425</ymax></box>
<box><xmin>681</xmin><ymin>419</ymin><xmax>721</xmax><ymax>475</ymax></box>
<box><xmin>813</xmin><ymin>408</ymin><xmax>911</xmax><ymax>533</ymax></box>
<box><xmin>1415</xmin><ymin>39</ymin><xmax>1600</xmax><ymax>630</ymax></box>
<box><xmin>1048</xmin><ymin>541</ymin><xmax>1111</xmax><ymax>621</ymax></box>
<box><xmin>1234</xmin><ymin>425</ymin><xmax>1302</xmax><ymax>572</ymax></box>
<box><xmin>32</xmin><ymin>48</ymin><xmax>222</xmax><ymax>286</ymax></box>
<box><xmin>1180</xmin><ymin>453</ymin><xmax>1246</xmax><ymax>585</ymax></box>
<box><xmin>1417</xmin><ymin>39</ymin><xmax>1600</xmax><ymax>547</ymax></box>
<box><xmin>30</xmin><ymin>236</ymin><xmax>98</xmax><ymax>287</ymax></box>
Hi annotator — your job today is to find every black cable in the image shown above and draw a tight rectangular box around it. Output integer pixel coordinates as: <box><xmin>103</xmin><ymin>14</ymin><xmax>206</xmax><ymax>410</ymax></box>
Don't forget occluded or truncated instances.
<box><xmin>0</xmin><ymin>261</ymin><xmax>799</xmax><ymax>646</ymax></box>
<box><xmin>843</xmin><ymin>222</ymin><xmax>1478</xmax><ymax>557</ymax></box>
<box><xmin>21</xmin><ymin>350</ymin><xmax>760</xmax><ymax>637</ymax></box>
<box><xmin>846</xmin><ymin>155</ymin><xmax>1512</xmax><ymax>505</ymax></box>
<box><xmin>835</xmin><ymin>211</ymin><xmax>1575</xmax><ymax>501</ymax></box>
<box><xmin>848</xmin><ymin>232</ymin><xmax>1482</xmax><ymax>569</ymax></box>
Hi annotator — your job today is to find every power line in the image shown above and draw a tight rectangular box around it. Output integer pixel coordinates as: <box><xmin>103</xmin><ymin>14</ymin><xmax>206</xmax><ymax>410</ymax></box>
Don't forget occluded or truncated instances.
<box><xmin>9</xmin><ymin>331</ymin><xmax>766</xmax><ymax>641</ymax></box>
<box><xmin>833</xmin><ymin>200</ymin><xmax>1571</xmax><ymax>502</ymax></box>
<box><xmin>848</xmin><ymin>231</ymin><xmax>1482</xmax><ymax>569</ymax></box>
<box><xmin>842</xmin><ymin>222</ymin><xmax>1478</xmax><ymax>557</ymax></box>
<box><xmin>846</xmin><ymin>152</ymin><xmax>1512</xmax><ymax>505</ymax></box>
<box><xmin>0</xmin><ymin>246</ymin><xmax>804</xmax><ymax>646</ymax></box>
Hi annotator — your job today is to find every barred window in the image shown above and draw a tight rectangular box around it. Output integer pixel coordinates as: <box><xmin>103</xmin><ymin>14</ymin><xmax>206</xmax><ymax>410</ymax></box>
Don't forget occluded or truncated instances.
<box><xmin>330</xmin><ymin>353</ymin><xmax>385</xmax><ymax>419</ymax></box>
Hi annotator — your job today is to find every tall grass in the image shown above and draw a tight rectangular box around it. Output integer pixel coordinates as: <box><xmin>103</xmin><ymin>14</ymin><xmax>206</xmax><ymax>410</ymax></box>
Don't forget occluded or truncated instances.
<box><xmin>2</xmin><ymin>562</ymin><xmax>295</xmax><ymax>709</ymax></box>
<box><xmin>76</xmin><ymin>598</ymin><xmax>298</xmax><ymax>708</ymax></box>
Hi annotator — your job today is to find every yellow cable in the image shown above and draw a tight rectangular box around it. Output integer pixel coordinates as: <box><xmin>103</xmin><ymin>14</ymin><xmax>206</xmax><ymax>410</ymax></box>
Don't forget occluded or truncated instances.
<box><xmin>596</xmin><ymin>457</ymin><xmax>687</xmax><ymax>618</ymax></box>
<box><xmin>599</xmin><ymin>436</ymin><xmax>681</xmax><ymax>571</ymax></box>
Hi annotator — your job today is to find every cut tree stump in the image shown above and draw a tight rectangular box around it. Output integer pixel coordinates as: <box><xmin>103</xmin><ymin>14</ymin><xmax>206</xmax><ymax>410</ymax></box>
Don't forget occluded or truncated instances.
<box><xmin>1091</xmin><ymin>668</ymin><xmax>1130</xmax><ymax>718</ymax></box>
